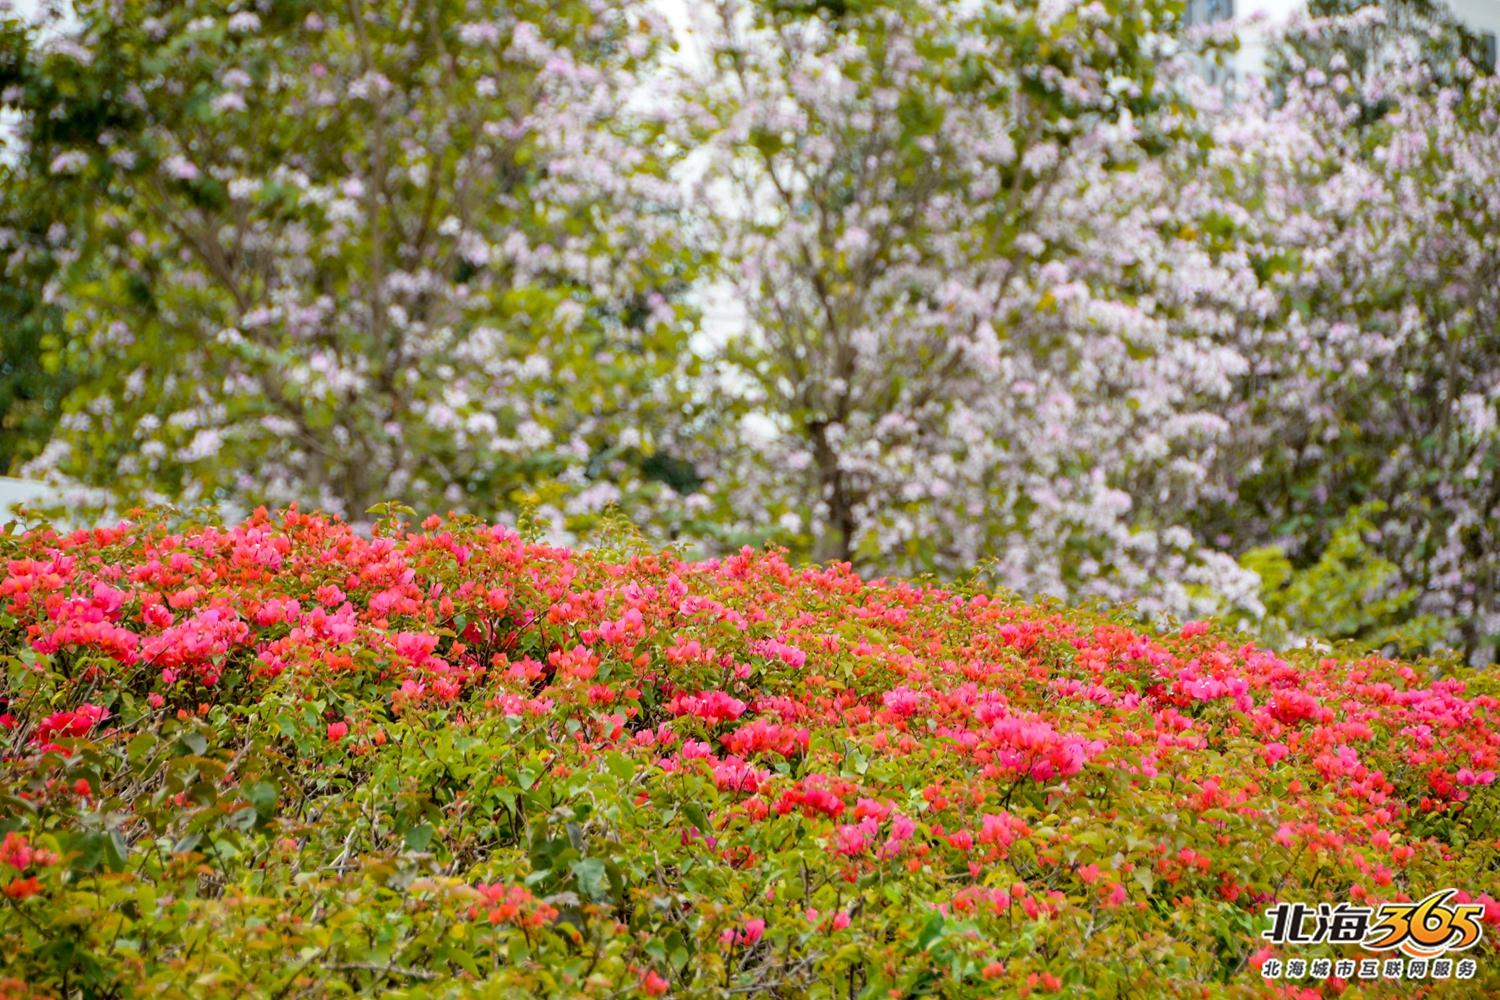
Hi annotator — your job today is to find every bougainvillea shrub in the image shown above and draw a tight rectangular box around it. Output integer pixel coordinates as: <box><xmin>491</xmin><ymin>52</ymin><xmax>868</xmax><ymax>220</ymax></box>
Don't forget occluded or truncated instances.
<box><xmin>1</xmin><ymin>509</ymin><xmax>1497</xmax><ymax>997</ymax></box>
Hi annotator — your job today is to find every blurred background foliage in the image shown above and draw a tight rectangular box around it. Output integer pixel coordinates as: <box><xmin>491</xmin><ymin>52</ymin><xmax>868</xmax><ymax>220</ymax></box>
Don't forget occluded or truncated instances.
<box><xmin>1</xmin><ymin>0</ymin><xmax>1497</xmax><ymax>664</ymax></box>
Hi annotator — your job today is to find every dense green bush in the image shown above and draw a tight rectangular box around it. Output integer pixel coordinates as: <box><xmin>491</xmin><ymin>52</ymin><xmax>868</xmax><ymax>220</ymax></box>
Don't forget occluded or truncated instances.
<box><xmin>1237</xmin><ymin>503</ymin><xmax>1452</xmax><ymax>656</ymax></box>
<box><xmin>0</xmin><ymin>509</ymin><xmax>1496</xmax><ymax>996</ymax></box>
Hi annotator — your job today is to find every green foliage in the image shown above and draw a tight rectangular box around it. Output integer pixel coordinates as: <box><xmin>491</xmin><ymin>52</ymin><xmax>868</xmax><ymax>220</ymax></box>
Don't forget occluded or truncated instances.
<box><xmin>0</xmin><ymin>274</ymin><xmax>70</xmax><ymax>476</ymax></box>
<box><xmin>0</xmin><ymin>18</ymin><xmax>80</xmax><ymax>475</ymax></box>
<box><xmin>1239</xmin><ymin>503</ymin><xmax>1452</xmax><ymax>655</ymax></box>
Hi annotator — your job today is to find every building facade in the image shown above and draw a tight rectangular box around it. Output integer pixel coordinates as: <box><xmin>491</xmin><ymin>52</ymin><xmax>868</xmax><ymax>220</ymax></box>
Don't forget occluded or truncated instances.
<box><xmin>1185</xmin><ymin>0</ymin><xmax>1500</xmax><ymax>81</ymax></box>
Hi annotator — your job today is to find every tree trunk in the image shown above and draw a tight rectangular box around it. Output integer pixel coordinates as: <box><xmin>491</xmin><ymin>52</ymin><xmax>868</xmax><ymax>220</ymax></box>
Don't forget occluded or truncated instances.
<box><xmin>808</xmin><ymin>419</ymin><xmax>855</xmax><ymax>565</ymax></box>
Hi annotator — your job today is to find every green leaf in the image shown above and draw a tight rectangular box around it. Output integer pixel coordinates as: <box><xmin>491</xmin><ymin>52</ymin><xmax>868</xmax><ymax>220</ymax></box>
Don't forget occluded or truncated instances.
<box><xmin>404</xmin><ymin>824</ymin><xmax>435</xmax><ymax>852</ymax></box>
<box><xmin>917</xmin><ymin>912</ymin><xmax>946</xmax><ymax>950</ymax></box>
<box><xmin>246</xmin><ymin>780</ymin><xmax>278</xmax><ymax>820</ymax></box>
<box><xmin>683</xmin><ymin>801</ymin><xmax>711</xmax><ymax>833</ymax></box>
<box><xmin>603</xmin><ymin>752</ymin><xmax>636</xmax><ymax>782</ymax></box>
<box><xmin>571</xmin><ymin>857</ymin><xmax>608</xmax><ymax>901</ymax></box>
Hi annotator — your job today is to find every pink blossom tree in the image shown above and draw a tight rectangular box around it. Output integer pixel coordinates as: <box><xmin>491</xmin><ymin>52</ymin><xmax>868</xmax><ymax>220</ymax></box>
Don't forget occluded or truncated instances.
<box><xmin>1197</xmin><ymin>9</ymin><xmax>1500</xmax><ymax>660</ymax></box>
<box><xmin>679</xmin><ymin>0</ymin><xmax>1260</xmax><ymax>617</ymax></box>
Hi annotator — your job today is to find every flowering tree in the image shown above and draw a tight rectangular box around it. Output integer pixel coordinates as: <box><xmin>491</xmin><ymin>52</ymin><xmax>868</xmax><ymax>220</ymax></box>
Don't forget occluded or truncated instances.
<box><xmin>0</xmin><ymin>0</ymin><xmax>705</xmax><ymax>532</ymax></box>
<box><xmin>1271</xmin><ymin>0</ymin><xmax>1493</xmax><ymax>87</ymax></box>
<box><xmin>3</xmin><ymin>0</ymin><xmax>1496</xmax><ymax>664</ymax></box>
<box><xmin>680</xmin><ymin>0</ymin><xmax>1259</xmax><ymax>616</ymax></box>
<box><xmin>1189</xmin><ymin>10</ymin><xmax>1500</xmax><ymax>660</ymax></box>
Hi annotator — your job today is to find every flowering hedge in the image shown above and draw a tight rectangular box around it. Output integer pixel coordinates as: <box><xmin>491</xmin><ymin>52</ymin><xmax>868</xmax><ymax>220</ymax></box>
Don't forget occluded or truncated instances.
<box><xmin>1</xmin><ymin>509</ymin><xmax>1497</xmax><ymax>997</ymax></box>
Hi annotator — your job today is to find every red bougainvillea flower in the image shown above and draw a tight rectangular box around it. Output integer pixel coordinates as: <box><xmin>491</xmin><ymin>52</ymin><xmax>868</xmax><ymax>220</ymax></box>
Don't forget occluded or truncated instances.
<box><xmin>33</xmin><ymin>703</ymin><xmax>108</xmax><ymax>747</ymax></box>
<box><xmin>470</xmin><ymin>883</ymin><xmax>558</xmax><ymax>929</ymax></box>
<box><xmin>1</xmin><ymin>508</ymin><xmax>1498</xmax><ymax>995</ymax></box>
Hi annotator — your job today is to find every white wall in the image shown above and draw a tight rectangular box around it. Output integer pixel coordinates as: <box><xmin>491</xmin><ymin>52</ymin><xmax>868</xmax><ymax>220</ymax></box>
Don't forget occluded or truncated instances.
<box><xmin>1234</xmin><ymin>0</ymin><xmax>1306</xmax><ymax>78</ymax></box>
<box><xmin>0</xmin><ymin>477</ymin><xmax>52</xmax><ymax>520</ymax></box>
<box><xmin>1229</xmin><ymin>0</ymin><xmax>1500</xmax><ymax>78</ymax></box>
<box><xmin>1449</xmin><ymin>0</ymin><xmax>1500</xmax><ymax>42</ymax></box>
